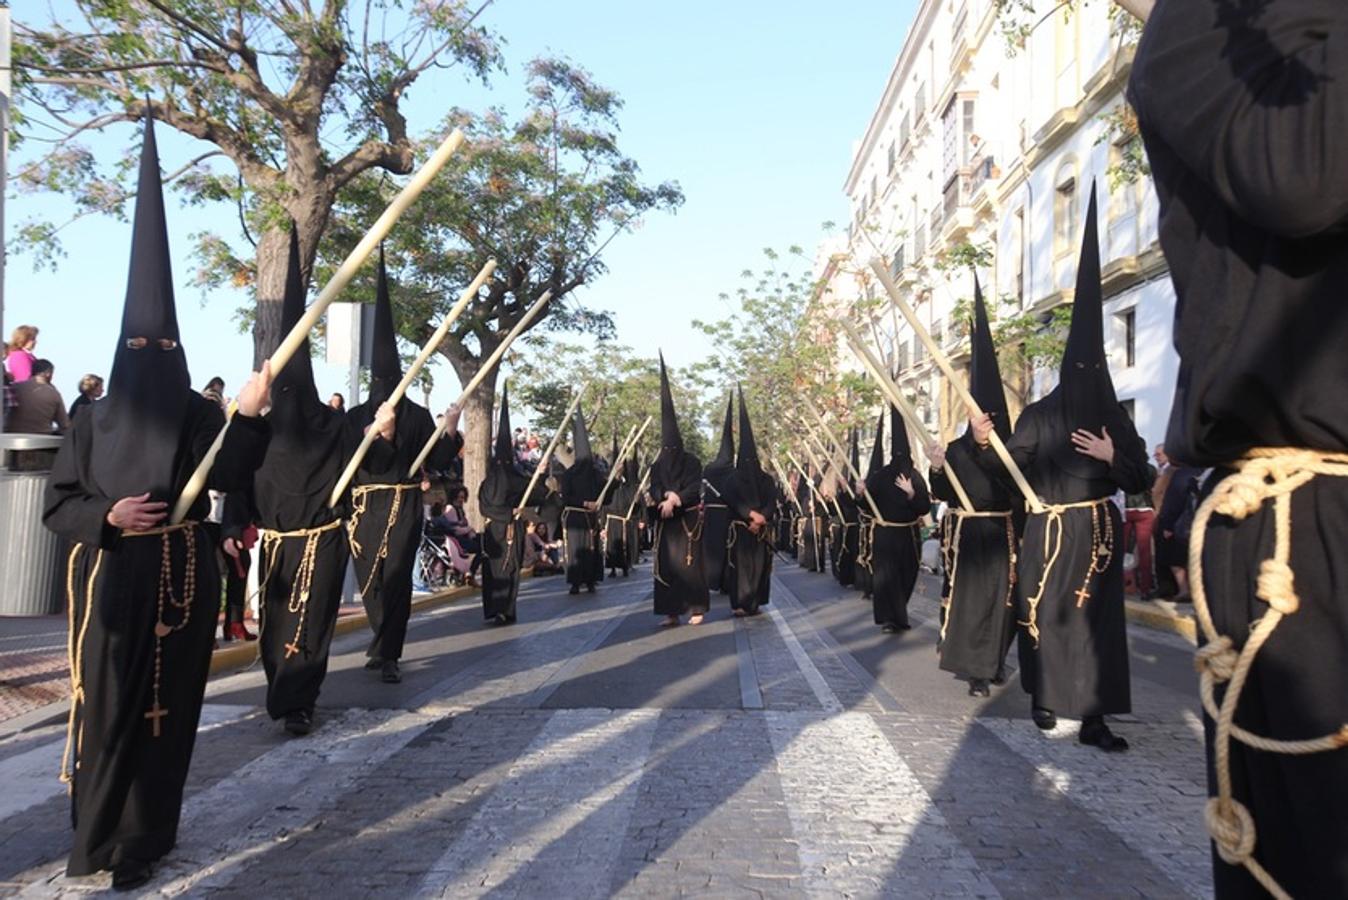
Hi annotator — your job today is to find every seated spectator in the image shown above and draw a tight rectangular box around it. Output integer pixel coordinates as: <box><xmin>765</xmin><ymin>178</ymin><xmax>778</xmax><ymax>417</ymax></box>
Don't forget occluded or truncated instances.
<box><xmin>6</xmin><ymin>359</ymin><xmax>71</xmax><ymax>435</ymax></box>
<box><xmin>68</xmin><ymin>374</ymin><xmax>105</xmax><ymax>421</ymax></box>
<box><xmin>444</xmin><ymin>487</ymin><xmax>483</xmax><ymax>582</ymax></box>
<box><xmin>329</xmin><ymin>392</ymin><xmax>345</xmax><ymax>412</ymax></box>
<box><xmin>425</xmin><ymin>501</ymin><xmax>454</xmax><ymax>540</ymax></box>
<box><xmin>524</xmin><ymin>521</ymin><xmax>563</xmax><ymax>574</ymax></box>
<box><xmin>4</xmin><ymin>325</ymin><xmax>38</xmax><ymax>383</ymax></box>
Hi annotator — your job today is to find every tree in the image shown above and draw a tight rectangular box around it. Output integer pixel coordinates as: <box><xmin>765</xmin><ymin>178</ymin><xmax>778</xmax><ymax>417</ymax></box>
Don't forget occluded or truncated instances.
<box><xmin>14</xmin><ymin>0</ymin><xmax>502</xmax><ymax>362</ymax></box>
<box><xmin>512</xmin><ymin>341</ymin><xmax>712</xmax><ymax>470</ymax></box>
<box><xmin>692</xmin><ymin>247</ymin><xmax>880</xmax><ymax>475</ymax></box>
<box><xmin>318</xmin><ymin>58</ymin><xmax>682</xmax><ymax>519</ymax></box>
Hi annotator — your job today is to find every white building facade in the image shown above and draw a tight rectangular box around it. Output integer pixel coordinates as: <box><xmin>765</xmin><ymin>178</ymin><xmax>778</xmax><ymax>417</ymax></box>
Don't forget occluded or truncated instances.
<box><xmin>826</xmin><ymin>0</ymin><xmax>1180</xmax><ymax>454</ymax></box>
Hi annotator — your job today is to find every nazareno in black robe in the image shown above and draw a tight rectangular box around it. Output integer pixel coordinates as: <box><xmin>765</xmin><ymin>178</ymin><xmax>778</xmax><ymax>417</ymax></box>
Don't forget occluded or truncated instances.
<box><xmin>833</xmin><ymin>487</ymin><xmax>859</xmax><ymax>587</ymax></box>
<box><xmin>724</xmin><ymin>391</ymin><xmax>777</xmax><ymax>615</ymax></box>
<box><xmin>865</xmin><ymin>461</ymin><xmax>929</xmax><ymax>628</ymax></box>
<box><xmin>42</xmin><ymin>116</ymin><xmax>272</xmax><ymax>877</ymax></box>
<box><xmin>560</xmin><ymin>460</ymin><xmax>604</xmax><ymax>589</ymax></box>
<box><xmin>701</xmin><ymin>396</ymin><xmax>736</xmax><ymax>592</ymax></box>
<box><xmin>1131</xmin><ymin>4</ymin><xmax>1348</xmax><ymax>895</ymax></box>
<box><xmin>797</xmin><ymin>476</ymin><xmax>827</xmax><ymax>573</ymax></box>
<box><xmin>237</xmin><ymin>227</ymin><xmax>384</xmax><ymax>720</ymax></box>
<box><xmin>650</xmin><ymin>451</ymin><xmax>709</xmax><ymax>616</ymax></box>
<box><xmin>479</xmin><ymin>389</ymin><xmax>545</xmax><ymax>623</ymax></box>
<box><xmin>931</xmin><ymin>436</ymin><xmax>1016</xmax><ymax>681</ymax></box>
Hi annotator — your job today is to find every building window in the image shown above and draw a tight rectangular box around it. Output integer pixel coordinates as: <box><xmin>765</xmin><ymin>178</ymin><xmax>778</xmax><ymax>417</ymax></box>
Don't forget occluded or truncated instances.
<box><xmin>915</xmin><ymin>83</ymin><xmax>927</xmax><ymax>120</ymax></box>
<box><xmin>1117</xmin><ymin>307</ymin><xmax>1137</xmax><ymax>368</ymax></box>
<box><xmin>887</xmin><ymin>141</ymin><xmax>896</xmax><ymax>174</ymax></box>
<box><xmin>900</xmin><ymin>112</ymin><xmax>911</xmax><ymax>148</ymax></box>
<box><xmin>962</xmin><ymin>99</ymin><xmax>976</xmax><ymax>166</ymax></box>
<box><xmin>1054</xmin><ymin>165</ymin><xmax>1078</xmax><ymax>255</ymax></box>
<box><xmin>1014</xmin><ymin>207</ymin><xmax>1026</xmax><ymax>306</ymax></box>
<box><xmin>870</xmin><ymin>175</ymin><xmax>878</xmax><ymax>206</ymax></box>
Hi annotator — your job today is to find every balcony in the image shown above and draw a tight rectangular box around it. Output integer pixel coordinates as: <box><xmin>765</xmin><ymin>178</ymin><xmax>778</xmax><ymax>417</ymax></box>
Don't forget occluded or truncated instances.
<box><xmin>969</xmin><ymin>154</ymin><xmax>999</xmax><ymax>198</ymax></box>
<box><xmin>940</xmin><ymin>171</ymin><xmax>975</xmax><ymax>242</ymax></box>
<box><xmin>913</xmin><ymin>225</ymin><xmax>927</xmax><ymax>261</ymax></box>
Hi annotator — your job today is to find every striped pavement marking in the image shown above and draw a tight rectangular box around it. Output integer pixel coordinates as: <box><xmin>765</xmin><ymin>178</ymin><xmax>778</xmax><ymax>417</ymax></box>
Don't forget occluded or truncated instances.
<box><xmin>415</xmin><ymin>708</ymin><xmax>660</xmax><ymax>898</ymax></box>
<box><xmin>767</xmin><ymin>709</ymin><xmax>1001</xmax><ymax>898</ymax></box>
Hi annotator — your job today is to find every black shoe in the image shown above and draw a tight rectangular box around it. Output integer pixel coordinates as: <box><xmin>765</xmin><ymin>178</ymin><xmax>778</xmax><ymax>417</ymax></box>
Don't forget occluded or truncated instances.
<box><xmin>991</xmin><ymin>667</ymin><xmax>1008</xmax><ymax>686</ymax></box>
<box><xmin>586</xmin><ymin>583</ymin><xmax>596</xmax><ymax>593</ymax></box>
<box><xmin>1079</xmin><ymin>719</ymin><xmax>1129</xmax><ymax>753</ymax></box>
<box><xmin>1031</xmin><ymin>706</ymin><xmax>1057</xmax><ymax>730</ymax></box>
<box><xmin>968</xmin><ymin>679</ymin><xmax>991</xmax><ymax>698</ymax></box>
<box><xmin>364</xmin><ymin>657</ymin><xmax>382</xmax><ymax>670</ymax></box>
<box><xmin>112</xmin><ymin>859</ymin><xmax>153</xmax><ymax>892</ymax></box>
<box><xmin>284</xmin><ymin>709</ymin><xmax>313</xmax><ymax>736</ymax></box>
<box><xmin>380</xmin><ymin>660</ymin><xmax>402</xmax><ymax>684</ymax></box>
<box><xmin>569</xmin><ymin>584</ymin><xmax>580</xmax><ymax>595</ymax></box>
<box><xmin>881</xmin><ymin>623</ymin><xmax>899</xmax><ymax>634</ymax></box>
<box><xmin>491</xmin><ymin>613</ymin><xmax>509</xmax><ymax>626</ymax></box>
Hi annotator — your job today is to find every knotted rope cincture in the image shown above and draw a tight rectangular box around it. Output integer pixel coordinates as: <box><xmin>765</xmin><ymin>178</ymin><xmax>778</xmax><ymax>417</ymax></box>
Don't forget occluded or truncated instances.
<box><xmin>260</xmin><ymin>519</ymin><xmax>344</xmax><ymax>660</ymax></box>
<box><xmin>652</xmin><ymin>506</ymin><xmax>704</xmax><ymax>587</ymax></box>
<box><xmin>1189</xmin><ymin>448</ymin><xmax>1348</xmax><ymax>900</ymax></box>
<box><xmin>347</xmin><ymin>483</ymin><xmax>417</xmax><ymax>598</ymax></box>
<box><xmin>61</xmin><ymin>543</ymin><xmax>103</xmax><ymax>788</ymax></box>
<box><xmin>1019</xmin><ymin>498</ymin><xmax>1113</xmax><ymax>646</ymax></box>
<box><xmin>937</xmin><ymin>509</ymin><xmax>1014</xmax><ymax>647</ymax></box>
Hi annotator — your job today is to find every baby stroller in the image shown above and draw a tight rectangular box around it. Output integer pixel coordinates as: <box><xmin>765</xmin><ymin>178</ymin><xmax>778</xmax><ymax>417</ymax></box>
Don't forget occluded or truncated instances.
<box><xmin>417</xmin><ymin>526</ymin><xmax>473</xmax><ymax>590</ymax></box>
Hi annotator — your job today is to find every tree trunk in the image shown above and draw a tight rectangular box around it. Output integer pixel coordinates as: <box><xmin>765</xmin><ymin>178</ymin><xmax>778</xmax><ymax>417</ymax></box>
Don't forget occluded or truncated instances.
<box><xmin>458</xmin><ymin>367</ymin><xmax>497</xmax><ymax>530</ymax></box>
<box><xmin>250</xmin><ymin>190</ymin><xmax>332</xmax><ymax>367</ymax></box>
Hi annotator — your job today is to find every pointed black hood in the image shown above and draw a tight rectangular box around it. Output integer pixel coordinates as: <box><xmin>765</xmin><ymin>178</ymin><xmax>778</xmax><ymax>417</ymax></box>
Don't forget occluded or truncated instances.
<box><xmin>1049</xmin><ymin>184</ymin><xmax>1124</xmax><ymax>477</ymax></box>
<box><xmin>850</xmin><ymin>428</ymin><xmax>861</xmax><ymax>477</ymax></box>
<box><xmin>713</xmin><ymin>394</ymin><xmax>734</xmax><ymax>467</ymax></box>
<box><xmin>610</xmin><ymin>432</ymin><xmax>622</xmax><ymax>476</ymax></box>
<box><xmin>889</xmin><ymin>404</ymin><xmax>912</xmax><ymax>469</ymax></box>
<box><xmin>735</xmin><ymin>387</ymin><xmax>767</xmax><ymax>508</ymax></box>
<box><xmin>91</xmin><ymin>113</ymin><xmax>193</xmax><ymax>502</ymax></box>
<box><xmin>572</xmin><ymin>402</ymin><xmax>593</xmax><ymax>463</ymax></box>
<box><xmin>867</xmin><ymin>410</ymin><xmax>885</xmax><ymax>479</ymax></box>
<box><xmin>495</xmin><ymin>384</ymin><xmax>515</xmax><ymax>466</ymax></box>
<box><xmin>368</xmin><ymin>246</ymin><xmax>402</xmax><ymax>406</ymax></box>
<box><xmin>269</xmin><ymin>224</ymin><xmax>323</xmax><ymax>426</ymax></box>
<box><xmin>658</xmin><ymin>352</ymin><xmax>683</xmax><ymax>455</ymax></box>
<box><xmin>969</xmin><ymin>275</ymin><xmax>1011</xmax><ymax>443</ymax></box>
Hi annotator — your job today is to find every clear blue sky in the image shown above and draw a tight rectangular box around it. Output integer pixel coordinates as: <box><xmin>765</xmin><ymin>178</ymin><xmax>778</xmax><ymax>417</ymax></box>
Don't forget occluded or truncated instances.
<box><xmin>7</xmin><ymin>1</ymin><xmax>917</xmax><ymax>420</ymax></box>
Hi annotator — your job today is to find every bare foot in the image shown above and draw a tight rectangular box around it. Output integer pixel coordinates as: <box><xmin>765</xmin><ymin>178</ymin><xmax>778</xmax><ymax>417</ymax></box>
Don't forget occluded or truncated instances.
<box><xmin>688</xmin><ymin>614</ymin><xmax>704</xmax><ymax>626</ymax></box>
<box><xmin>660</xmin><ymin>615</ymin><xmax>680</xmax><ymax>628</ymax></box>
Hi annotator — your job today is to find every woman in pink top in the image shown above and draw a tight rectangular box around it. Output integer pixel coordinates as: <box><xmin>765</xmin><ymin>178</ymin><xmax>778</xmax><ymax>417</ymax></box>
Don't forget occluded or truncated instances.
<box><xmin>5</xmin><ymin>325</ymin><xmax>39</xmax><ymax>382</ymax></box>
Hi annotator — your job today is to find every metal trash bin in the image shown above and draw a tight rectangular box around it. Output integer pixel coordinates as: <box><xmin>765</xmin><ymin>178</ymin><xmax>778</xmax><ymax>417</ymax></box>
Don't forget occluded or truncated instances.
<box><xmin>0</xmin><ymin>434</ymin><xmax>68</xmax><ymax>616</ymax></box>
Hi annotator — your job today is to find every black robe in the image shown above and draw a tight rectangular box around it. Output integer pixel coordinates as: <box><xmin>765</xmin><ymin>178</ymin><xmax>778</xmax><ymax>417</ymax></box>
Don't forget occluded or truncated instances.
<box><xmin>701</xmin><ymin>460</ymin><xmax>734</xmax><ymax>592</ymax></box>
<box><xmin>346</xmin><ymin>397</ymin><xmax>461</xmax><ymax>662</ymax></box>
<box><xmin>797</xmin><ymin>484</ymin><xmax>828</xmax><ymax>573</ymax></box>
<box><xmin>560</xmin><ymin>460</ymin><xmax>606</xmax><ymax>589</ymax></box>
<box><xmin>602</xmin><ymin>479</ymin><xmax>634</xmax><ymax>576</ymax></box>
<box><xmin>864</xmin><ymin>463</ymin><xmax>929</xmax><ymax>627</ymax></box>
<box><xmin>1131</xmin><ymin>4</ymin><xmax>1348</xmax><ymax>895</ymax></box>
<box><xmin>44</xmin><ymin>397</ymin><xmax>269</xmax><ymax>876</ymax></box>
<box><xmin>931</xmin><ymin>437</ymin><xmax>1017</xmax><ymax>681</ymax></box>
<box><xmin>479</xmin><ymin>465</ymin><xmax>544</xmax><ymax>622</ymax></box>
<box><xmin>725</xmin><ymin>471</ymin><xmax>778</xmax><ymax>615</ymax></box>
<box><xmin>833</xmin><ymin>491</ymin><xmax>859</xmax><ymax>587</ymax></box>
<box><xmin>983</xmin><ymin>399</ymin><xmax>1150</xmax><ymax>716</ymax></box>
<box><xmin>854</xmin><ymin>509</ymin><xmax>875</xmax><ymax>598</ymax></box>
<box><xmin>650</xmin><ymin>453</ymin><xmax>709</xmax><ymax>616</ymax></box>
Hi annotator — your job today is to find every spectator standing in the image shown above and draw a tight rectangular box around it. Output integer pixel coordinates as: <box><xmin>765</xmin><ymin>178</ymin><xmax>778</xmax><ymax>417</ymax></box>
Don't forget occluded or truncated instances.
<box><xmin>330</xmin><ymin>393</ymin><xmax>345</xmax><ymax>412</ymax></box>
<box><xmin>68</xmin><ymin>374</ymin><xmax>105</xmax><ymax>421</ymax></box>
<box><xmin>5</xmin><ymin>325</ymin><xmax>39</xmax><ymax>383</ymax></box>
<box><xmin>6</xmin><ymin>360</ymin><xmax>71</xmax><ymax>435</ymax></box>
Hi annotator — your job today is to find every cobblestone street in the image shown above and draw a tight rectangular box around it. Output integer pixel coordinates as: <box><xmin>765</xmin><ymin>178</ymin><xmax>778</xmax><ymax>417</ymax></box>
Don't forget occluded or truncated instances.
<box><xmin>0</xmin><ymin>562</ymin><xmax>1211</xmax><ymax>898</ymax></box>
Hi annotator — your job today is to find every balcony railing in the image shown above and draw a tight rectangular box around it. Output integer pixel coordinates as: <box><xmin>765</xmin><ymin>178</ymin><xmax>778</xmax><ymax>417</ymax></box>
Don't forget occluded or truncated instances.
<box><xmin>969</xmin><ymin>154</ymin><xmax>999</xmax><ymax>196</ymax></box>
<box><xmin>942</xmin><ymin>173</ymin><xmax>969</xmax><ymax>223</ymax></box>
<box><xmin>890</xmin><ymin>245</ymin><xmax>906</xmax><ymax>278</ymax></box>
<box><xmin>914</xmin><ymin>224</ymin><xmax>927</xmax><ymax>260</ymax></box>
<box><xmin>929</xmin><ymin>205</ymin><xmax>944</xmax><ymax>240</ymax></box>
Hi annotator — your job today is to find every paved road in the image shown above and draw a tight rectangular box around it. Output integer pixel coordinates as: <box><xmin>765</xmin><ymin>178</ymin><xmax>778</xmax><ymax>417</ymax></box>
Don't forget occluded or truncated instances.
<box><xmin>0</xmin><ymin>560</ymin><xmax>1212</xmax><ymax>898</ymax></box>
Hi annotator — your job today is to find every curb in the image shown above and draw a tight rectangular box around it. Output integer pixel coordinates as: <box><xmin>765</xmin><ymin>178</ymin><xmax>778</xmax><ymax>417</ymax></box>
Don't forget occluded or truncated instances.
<box><xmin>208</xmin><ymin>581</ymin><xmax>482</xmax><ymax>677</ymax></box>
<box><xmin>1124</xmin><ymin>598</ymin><xmax>1197</xmax><ymax>643</ymax></box>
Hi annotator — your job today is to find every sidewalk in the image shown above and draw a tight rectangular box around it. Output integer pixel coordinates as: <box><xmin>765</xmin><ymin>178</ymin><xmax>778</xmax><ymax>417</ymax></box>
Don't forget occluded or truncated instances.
<box><xmin>0</xmin><ymin>616</ymin><xmax>68</xmax><ymax>724</ymax></box>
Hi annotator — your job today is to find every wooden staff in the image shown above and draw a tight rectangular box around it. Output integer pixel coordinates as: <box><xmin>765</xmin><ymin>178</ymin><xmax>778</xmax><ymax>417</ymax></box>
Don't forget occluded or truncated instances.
<box><xmin>800</xmin><ymin>399</ymin><xmax>884</xmax><ymax>521</ymax></box>
<box><xmin>169</xmin><ymin>129</ymin><xmax>468</xmax><ymax>524</ymax></box>
<box><xmin>623</xmin><ymin>465</ymin><xmax>653</xmax><ymax>520</ymax></box>
<box><xmin>769</xmin><ymin>457</ymin><xmax>804</xmax><ymax>514</ymax></box>
<box><xmin>597</xmin><ymin>415</ymin><xmax>651</xmax><ymax>506</ymax></box>
<box><xmin>513</xmin><ymin>381</ymin><xmax>588</xmax><ymax>518</ymax></box>
<box><xmin>403</xmin><ymin>289</ymin><xmax>553</xmax><ymax>478</ymax></box>
<box><xmin>797</xmin><ymin>420</ymin><xmax>853</xmax><ymax>500</ymax></box>
<box><xmin>838</xmin><ymin>318</ymin><xmax>976</xmax><ymax>513</ymax></box>
<box><xmin>867</xmin><ymin>259</ymin><xmax>1043</xmax><ymax>513</ymax></box>
<box><xmin>325</xmin><ymin>259</ymin><xmax>498</xmax><ymax>507</ymax></box>
<box><xmin>785</xmin><ymin>449</ymin><xmax>832</xmax><ymax>521</ymax></box>
<box><xmin>794</xmin><ymin>436</ymin><xmax>848</xmax><ymax>522</ymax></box>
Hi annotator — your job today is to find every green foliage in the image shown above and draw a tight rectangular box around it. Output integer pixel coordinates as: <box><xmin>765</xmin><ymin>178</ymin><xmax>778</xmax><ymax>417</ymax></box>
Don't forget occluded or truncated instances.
<box><xmin>690</xmin><ymin>247</ymin><xmax>881</xmax><ymax>472</ymax></box>
<box><xmin>948</xmin><ymin>292</ymin><xmax>1071</xmax><ymax>404</ymax></box>
<box><xmin>511</xmin><ymin>342</ymin><xmax>711</xmax><ymax>465</ymax></box>
<box><xmin>933</xmin><ymin>241</ymin><xmax>993</xmax><ymax>275</ymax></box>
<box><xmin>1095</xmin><ymin>104</ymin><xmax>1151</xmax><ymax>189</ymax></box>
<box><xmin>12</xmin><ymin>0</ymin><xmax>504</xmax><ymax>271</ymax></box>
<box><xmin>312</xmin><ymin>56</ymin><xmax>683</xmax><ymax>383</ymax></box>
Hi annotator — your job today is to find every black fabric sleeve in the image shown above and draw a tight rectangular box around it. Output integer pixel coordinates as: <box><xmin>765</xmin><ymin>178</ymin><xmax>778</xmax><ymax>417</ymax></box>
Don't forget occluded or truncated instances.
<box><xmin>1129</xmin><ymin>0</ymin><xmax>1348</xmax><ymax>238</ymax></box>
<box><xmin>1107</xmin><ymin>419</ymin><xmax>1154</xmax><ymax>496</ymax></box>
<box><xmin>42</xmin><ymin>414</ymin><xmax>119</xmax><ymax>549</ymax></box>
<box><xmin>207</xmin><ymin>410</ymin><xmax>271</xmax><ymax>494</ymax></box>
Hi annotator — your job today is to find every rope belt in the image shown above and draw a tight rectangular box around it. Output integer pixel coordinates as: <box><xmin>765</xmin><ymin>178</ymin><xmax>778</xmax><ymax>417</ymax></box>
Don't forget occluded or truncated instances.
<box><xmin>63</xmin><ymin>520</ymin><xmax>198</xmax><ymax>784</ymax></box>
<box><xmin>483</xmin><ymin>517</ymin><xmax>521</xmax><ymax>577</ymax></box>
<box><xmin>856</xmin><ymin>516</ymin><xmax>875</xmax><ymax>571</ymax></box>
<box><xmin>1020</xmin><ymin>497</ymin><xmax>1114</xmax><ymax>646</ymax></box>
<box><xmin>602</xmin><ymin>513</ymin><xmax>629</xmax><ymax>560</ymax></box>
<box><xmin>562</xmin><ymin>506</ymin><xmax>597</xmax><ymax>562</ymax></box>
<box><xmin>653</xmin><ymin>506</ymin><xmax>704</xmax><ymax>587</ymax></box>
<box><xmin>347</xmin><ymin>483</ymin><xmax>419</xmax><ymax>598</ymax></box>
<box><xmin>873</xmin><ymin>518</ymin><xmax>919</xmax><ymax>528</ymax></box>
<box><xmin>260</xmin><ymin>518</ymin><xmax>344</xmax><ymax>660</ymax></box>
<box><xmin>1189</xmin><ymin>448</ymin><xmax>1348</xmax><ymax>900</ymax></box>
<box><xmin>938</xmin><ymin>510</ymin><xmax>1016</xmax><ymax>646</ymax></box>
<box><xmin>704</xmin><ymin>502</ymin><xmax>728</xmax><ymax>510</ymax></box>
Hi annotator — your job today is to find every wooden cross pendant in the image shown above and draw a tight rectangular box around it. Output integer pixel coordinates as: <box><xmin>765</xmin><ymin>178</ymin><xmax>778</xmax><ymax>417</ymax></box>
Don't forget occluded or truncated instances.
<box><xmin>1074</xmin><ymin>586</ymin><xmax>1092</xmax><ymax>608</ymax></box>
<box><xmin>145</xmin><ymin>702</ymin><xmax>169</xmax><ymax>738</ymax></box>
<box><xmin>284</xmin><ymin>641</ymin><xmax>302</xmax><ymax>659</ymax></box>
